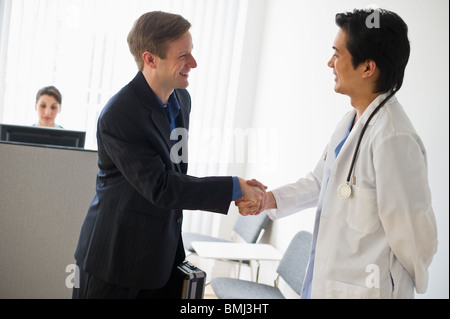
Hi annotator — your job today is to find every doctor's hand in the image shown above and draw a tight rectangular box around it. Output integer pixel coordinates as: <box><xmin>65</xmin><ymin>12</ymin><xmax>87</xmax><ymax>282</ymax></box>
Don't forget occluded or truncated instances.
<box><xmin>235</xmin><ymin>178</ymin><xmax>267</xmax><ymax>216</ymax></box>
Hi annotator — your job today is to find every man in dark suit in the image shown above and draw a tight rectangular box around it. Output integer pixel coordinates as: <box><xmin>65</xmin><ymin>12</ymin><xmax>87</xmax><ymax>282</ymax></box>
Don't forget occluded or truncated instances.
<box><xmin>73</xmin><ymin>11</ymin><xmax>265</xmax><ymax>299</ymax></box>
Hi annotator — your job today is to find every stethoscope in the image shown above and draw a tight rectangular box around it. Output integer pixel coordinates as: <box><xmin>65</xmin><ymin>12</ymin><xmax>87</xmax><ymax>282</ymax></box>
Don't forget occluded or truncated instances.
<box><xmin>337</xmin><ymin>91</ymin><xmax>396</xmax><ymax>199</ymax></box>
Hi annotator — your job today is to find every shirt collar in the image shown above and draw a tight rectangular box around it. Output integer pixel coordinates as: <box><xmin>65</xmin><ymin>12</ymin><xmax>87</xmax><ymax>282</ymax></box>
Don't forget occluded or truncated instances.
<box><xmin>155</xmin><ymin>91</ymin><xmax>181</xmax><ymax>111</ymax></box>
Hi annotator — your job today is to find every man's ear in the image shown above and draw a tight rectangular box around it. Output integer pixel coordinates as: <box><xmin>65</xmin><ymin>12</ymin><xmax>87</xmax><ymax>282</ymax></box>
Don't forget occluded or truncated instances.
<box><xmin>142</xmin><ymin>51</ymin><xmax>157</xmax><ymax>69</ymax></box>
<box><xmin>362</xmin><ymin>59</ymin><xmax>377</xmax><ymax>78</ymax></box>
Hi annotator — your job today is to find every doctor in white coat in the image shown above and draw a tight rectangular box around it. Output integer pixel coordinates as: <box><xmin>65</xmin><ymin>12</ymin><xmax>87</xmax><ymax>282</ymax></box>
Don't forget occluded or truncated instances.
<box><xmin>238</xmin><ymin>8</ymin><xmax>437</xmax><ymax>298</ymax></box>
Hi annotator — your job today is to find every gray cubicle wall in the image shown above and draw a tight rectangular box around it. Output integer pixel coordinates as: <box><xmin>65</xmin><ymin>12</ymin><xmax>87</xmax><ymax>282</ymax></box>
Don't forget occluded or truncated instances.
<box><xmin>0</xmin><ymin>142</ymin><xmax>98</xmax><ymax>298</ymax></box>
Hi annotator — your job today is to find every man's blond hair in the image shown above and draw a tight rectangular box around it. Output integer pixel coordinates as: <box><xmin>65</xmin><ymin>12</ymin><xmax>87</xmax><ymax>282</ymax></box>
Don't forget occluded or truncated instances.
<box><xmin>127</xmin><ymin>11</ymin><xmax>191</xmax><ymax>71</ymax></box>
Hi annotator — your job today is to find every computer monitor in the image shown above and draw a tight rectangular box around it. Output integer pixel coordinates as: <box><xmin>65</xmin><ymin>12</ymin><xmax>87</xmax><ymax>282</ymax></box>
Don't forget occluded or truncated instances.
<box><xmin>0</xmin><ymin>124</ymin><xmax>86</xmax><ymax>148</ymax></box>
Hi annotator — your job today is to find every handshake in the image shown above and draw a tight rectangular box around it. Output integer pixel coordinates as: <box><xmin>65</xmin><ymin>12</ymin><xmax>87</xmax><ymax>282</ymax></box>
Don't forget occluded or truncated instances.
<box><xmin>235</xmin><ymin>177</ymin><xmax>275</xmax><ymax>216</ymax></box>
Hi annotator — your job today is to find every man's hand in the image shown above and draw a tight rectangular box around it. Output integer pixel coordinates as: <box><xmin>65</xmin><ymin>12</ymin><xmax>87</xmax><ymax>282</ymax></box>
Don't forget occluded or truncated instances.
<box><xmin>235</xmin><ymin>179</ymin><xmax>277</xmax><ymax>216</ymax></box>
<box><xmin>235</xmin><ymin>178</ymin><xmax>267</xmax><ymax>216</ymax></box>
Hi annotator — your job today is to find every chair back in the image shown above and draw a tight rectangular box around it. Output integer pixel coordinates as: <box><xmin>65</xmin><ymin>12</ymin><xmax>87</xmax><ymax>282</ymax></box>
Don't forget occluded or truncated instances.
<box><xmin>276</xmin><ymin>231</ymin><xmax>312</xmax><ymax>295</ymax></box>
<box><xmin>232</xmin><ymin>212</ymin><xmax>270</xmax><ymax>243</ymax></box>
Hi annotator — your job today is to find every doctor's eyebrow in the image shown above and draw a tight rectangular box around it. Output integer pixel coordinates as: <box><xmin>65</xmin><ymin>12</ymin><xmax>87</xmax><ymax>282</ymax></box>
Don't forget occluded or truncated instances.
<box><xmin>332</xmin><ymin>46</ymin><xmax>340</xmax><ymax>52</ymax></box>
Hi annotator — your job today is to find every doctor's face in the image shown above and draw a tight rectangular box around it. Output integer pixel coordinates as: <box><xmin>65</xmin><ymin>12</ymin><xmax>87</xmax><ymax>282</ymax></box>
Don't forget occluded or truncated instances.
<box><xmin>327</xmin><ymin>29</ymin><xmax>363</xmax><ymax>97</ymax></box>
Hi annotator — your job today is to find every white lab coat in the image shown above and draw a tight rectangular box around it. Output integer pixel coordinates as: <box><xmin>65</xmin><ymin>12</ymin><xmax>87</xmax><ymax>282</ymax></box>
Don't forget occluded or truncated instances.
<box><xmin>267</xmin><ymin>93</ymin><xmax>438</xmax><ymax>298</ymax></box>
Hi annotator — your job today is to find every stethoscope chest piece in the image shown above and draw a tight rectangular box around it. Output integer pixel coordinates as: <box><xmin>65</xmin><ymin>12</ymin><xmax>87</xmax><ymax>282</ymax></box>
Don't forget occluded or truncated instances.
<box><xmin>337</xmin><ymin>183</ymin><xmax>352</xmax><ymax>199</ymax></box>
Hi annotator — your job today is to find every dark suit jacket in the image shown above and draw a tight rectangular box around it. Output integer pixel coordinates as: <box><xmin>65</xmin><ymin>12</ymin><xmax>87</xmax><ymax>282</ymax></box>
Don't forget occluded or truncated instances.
<box><xmin>74</xmin><ymin>72</ymin><xmax>233</xmax><ymax>289</ymax></box>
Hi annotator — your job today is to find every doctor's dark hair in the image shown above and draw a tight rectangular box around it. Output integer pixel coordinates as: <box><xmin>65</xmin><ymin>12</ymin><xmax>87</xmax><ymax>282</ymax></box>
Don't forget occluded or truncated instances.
<box><xmin>127</xmin><ymin>11</ymin><xmax>191</xmax><ymax>71</ymax></box>
<box><xmin>335</xmin><ymin>8</ymin><xmax>410</xmax><ymax>93</ymax></box>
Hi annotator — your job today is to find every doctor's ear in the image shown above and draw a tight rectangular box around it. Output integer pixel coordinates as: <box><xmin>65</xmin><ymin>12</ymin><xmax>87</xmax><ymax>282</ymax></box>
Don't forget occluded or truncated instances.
<box><xmin>362</xmin><ymin>59</ymin><xmax>377</xmax><ymax>78</ymax></box>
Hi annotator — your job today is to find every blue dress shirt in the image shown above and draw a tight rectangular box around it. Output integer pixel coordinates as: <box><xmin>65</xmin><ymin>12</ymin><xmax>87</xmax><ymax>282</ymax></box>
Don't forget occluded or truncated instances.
<box><xmin>155</xmin><ymin>92</ymin><xmax>181</xmax><ymax>131</ymax></box>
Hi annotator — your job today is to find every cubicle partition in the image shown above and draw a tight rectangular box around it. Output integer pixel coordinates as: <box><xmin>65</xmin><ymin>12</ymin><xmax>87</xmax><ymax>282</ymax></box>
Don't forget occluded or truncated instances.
<box><xmin>0</xmin><ymin>142</ymin><xmax>98</xmax><ymax>298</ymax></box>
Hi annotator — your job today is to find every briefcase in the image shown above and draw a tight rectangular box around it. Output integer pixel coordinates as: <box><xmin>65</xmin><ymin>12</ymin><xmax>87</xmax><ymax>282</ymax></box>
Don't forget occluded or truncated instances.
<box><xmin>176</xmin><ymin>260</ymin><xmax>206</xmax><ymax>299</ymax></box>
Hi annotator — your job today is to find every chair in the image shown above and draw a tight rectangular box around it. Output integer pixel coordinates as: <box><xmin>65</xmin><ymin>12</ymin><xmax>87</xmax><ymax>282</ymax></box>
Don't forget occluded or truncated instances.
<box><xmin>209</xmin><ymin>231</ymin><xmax>312</xmax><ymax>299</ymax></box>
<box><xmin>183</xmin><ymin>212</ymin><xmax>270</xmax><ymax>279</ymax></box>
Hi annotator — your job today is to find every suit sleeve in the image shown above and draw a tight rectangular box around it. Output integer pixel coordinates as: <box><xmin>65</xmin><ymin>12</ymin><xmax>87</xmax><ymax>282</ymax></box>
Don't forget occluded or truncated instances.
<box><xmin>97</xmin><ymin>100</ymin><xmax>233</xmax><ymax>215</ymax></box>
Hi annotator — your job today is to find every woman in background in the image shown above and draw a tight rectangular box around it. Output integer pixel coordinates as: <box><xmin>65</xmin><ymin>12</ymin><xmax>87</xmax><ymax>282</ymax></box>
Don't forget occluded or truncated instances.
<box><xmin>33</xmin><ymin>86</ymin><xmax>63</xmax><ymax>128</ymax></box>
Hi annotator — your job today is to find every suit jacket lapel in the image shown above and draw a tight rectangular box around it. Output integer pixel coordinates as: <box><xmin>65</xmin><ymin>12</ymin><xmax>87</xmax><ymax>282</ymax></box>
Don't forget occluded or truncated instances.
<box><xmin>130</xmin><ymin>72</ymin><xmax>190</xmax><ymax>173</ymax></box>
<box><xmin>130</xmin><ymin>72</ymin><xmax>173</xmax><ymax>152</ymax></box>
<box><xmin>173</xmin><ymin>90</ymin><xmax>190</xmax><ymax>174</ymax></box>
<box><xmin>174</xmin><ymin>90</ymin><xmax>190</xmax><ymax>132</ymax></box>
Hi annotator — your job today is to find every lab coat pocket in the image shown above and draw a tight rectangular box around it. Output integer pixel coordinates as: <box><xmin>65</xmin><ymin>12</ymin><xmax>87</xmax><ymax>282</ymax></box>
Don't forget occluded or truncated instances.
<box><xmin>346</xmin><ymin>185</ymin><xmax>380</xmax><ymax>234</ymax></box>
<box><xmin>326</xmin><ymin>280</ymin><xmax>380</xmax><ymax>299</ymax></box>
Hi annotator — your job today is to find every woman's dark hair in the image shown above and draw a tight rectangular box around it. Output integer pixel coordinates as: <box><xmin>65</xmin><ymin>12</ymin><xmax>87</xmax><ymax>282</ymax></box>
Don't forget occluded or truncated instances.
<box><xmin>335</xmin><ymin>8</ymin><xmax>410</xmax><ymax>93</ymax></box>
<box><xmin>35</xmin><ymin>86</ymin><xmax>62</xmax><ymax>105</ymax></box>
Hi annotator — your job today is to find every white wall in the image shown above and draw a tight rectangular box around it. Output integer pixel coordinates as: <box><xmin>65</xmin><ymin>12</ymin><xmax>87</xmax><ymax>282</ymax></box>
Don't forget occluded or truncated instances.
<box><xmin>239</xmin><ymin>0</ymin><xmax>448</xmax><ymax>298</ymax></box>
